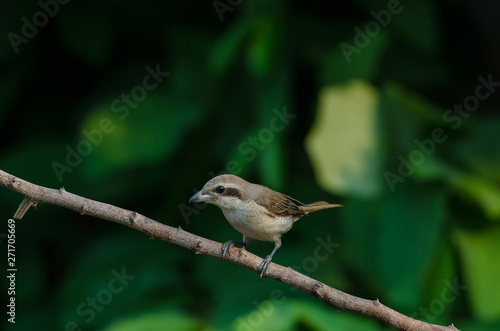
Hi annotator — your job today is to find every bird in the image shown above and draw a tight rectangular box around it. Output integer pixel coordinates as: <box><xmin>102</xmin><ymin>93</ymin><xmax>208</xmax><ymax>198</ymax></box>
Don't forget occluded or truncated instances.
<box><xmin>189</xmin><ymin>174</ymin><xmax>342</xmax><ymax>280</ymax></box>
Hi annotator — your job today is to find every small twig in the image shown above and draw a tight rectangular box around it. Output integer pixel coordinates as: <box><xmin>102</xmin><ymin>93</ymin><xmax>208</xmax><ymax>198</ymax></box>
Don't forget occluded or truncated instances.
<box><xmin>0</xmin><ymin>169</ymin><xmax>460</xmax><ymax>331</ymax></box>
<box><xmin>13</xmin><ymin>197</ymin><xmax>35</xmax><ymax>219</ymax></box>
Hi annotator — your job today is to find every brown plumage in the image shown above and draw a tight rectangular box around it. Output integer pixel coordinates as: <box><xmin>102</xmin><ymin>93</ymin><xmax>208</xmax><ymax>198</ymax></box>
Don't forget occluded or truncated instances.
<box><xmin>254</xmin><ymin>191</ymin><xmax>341</xmax><ymax>220</ymax></box>
<box><xmin>189</xmin><ymin>174</ymin><xmax>342</xmax><ymax>280</ymax></box>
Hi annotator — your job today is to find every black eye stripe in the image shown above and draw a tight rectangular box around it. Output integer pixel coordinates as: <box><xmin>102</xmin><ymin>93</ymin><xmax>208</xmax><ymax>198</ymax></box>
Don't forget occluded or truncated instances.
<box><xmin>214</xmin><ymin>186</ymin><xmax>242</xmax><ymax>199</ymax></box>
<box><xmin>223</xmin><ymin>187</ymin><xmax>242</xmax><ymax>199</ymax></box>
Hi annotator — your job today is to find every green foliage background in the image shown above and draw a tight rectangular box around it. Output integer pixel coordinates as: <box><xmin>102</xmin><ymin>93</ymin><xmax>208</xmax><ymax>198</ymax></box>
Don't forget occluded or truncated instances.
<box><xmin>1</xmin><ymin>0</ymin><xmax>500</xmax><ymax>330</ymax></box>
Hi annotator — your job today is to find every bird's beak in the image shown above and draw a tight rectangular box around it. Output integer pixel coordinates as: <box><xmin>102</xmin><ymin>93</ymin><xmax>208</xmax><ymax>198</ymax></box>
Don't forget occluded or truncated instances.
<box><xmin>189</xmin><ymin>191</ymin><xmax>213</xmax><ymax>204</ymax></box>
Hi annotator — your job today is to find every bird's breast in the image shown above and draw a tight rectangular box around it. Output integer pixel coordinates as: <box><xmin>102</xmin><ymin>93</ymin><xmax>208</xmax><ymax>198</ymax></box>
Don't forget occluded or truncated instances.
<box><xmin>221</xmin><ymin>201</ymin><xmax>294</xmax><ymax>242</ymax></box>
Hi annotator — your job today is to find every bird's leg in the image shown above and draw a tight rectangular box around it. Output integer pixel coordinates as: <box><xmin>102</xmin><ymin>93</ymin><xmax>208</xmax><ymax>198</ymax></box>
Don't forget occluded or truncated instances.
<box><xmin>221</xmin><ymin>235</ymin><xmax>251</xmax><ymax>262</ymax></box>
<box><xmin>257</xmin><ymin>240</ymin><xmax>281</xmax><ymax>281</ymax></box>
<box><xmin>240</xmin><ymin>235</ymin><xmax>251</xmax><ymax>251</ymax></box>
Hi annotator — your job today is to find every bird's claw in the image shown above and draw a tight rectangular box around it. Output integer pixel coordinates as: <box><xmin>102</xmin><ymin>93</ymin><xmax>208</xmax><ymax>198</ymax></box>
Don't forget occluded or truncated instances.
<box><xmin>221</xmin><ymin>241</ymin><xmax>234</xmax><ymax>262</ymax></box>
<box><xmin>221</xmin><ymin>240</ymin><xmax>248</xmax><ymax>262</ymax></box>
<box><xmin>257</xmin><ymin>255</ymin><xmax>272</xmax><ymax>281</ymax></box>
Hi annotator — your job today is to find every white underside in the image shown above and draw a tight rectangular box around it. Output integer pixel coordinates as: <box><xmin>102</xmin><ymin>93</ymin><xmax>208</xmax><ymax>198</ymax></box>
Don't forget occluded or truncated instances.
<box><xmin>216</xmin><ymin>198</ymin><xmax>294</xmax><ymax>243</ymax></box>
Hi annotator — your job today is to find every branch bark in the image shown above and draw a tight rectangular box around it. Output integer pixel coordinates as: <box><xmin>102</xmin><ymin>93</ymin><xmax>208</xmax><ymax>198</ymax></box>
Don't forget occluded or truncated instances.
<box><xmin>0</xmin><ymin>169</ymin><xmax>459</xmax><ymax>331</ymax></box>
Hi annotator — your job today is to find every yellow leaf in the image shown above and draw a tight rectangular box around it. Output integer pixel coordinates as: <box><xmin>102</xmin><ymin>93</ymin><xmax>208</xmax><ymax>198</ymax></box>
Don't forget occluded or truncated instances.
<box><xmin>305</xmin><ymin>80</ymin><xmax>381</xmax><ymax>198</ymax></box>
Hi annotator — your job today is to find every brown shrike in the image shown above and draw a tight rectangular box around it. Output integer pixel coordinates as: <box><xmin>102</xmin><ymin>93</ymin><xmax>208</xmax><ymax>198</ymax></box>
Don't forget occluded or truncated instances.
<box><xmin>189</xmin><ymin>174</ymin><xmax>342</xmax><ymax>280</ymax></box>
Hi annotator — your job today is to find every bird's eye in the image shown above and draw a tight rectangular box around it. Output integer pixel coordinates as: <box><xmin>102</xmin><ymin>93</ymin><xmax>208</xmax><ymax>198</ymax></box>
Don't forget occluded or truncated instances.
<box><xmin>215</xmin><ymin>186</ymin><xmax>225</xmax><ymax>194</ymax></box>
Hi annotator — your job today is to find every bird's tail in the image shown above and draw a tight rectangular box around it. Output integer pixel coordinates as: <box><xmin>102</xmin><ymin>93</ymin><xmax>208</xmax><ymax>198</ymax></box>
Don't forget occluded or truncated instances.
<box><xmin>300</xmin><ymin>201</ymin><xmax>343</xmax><ymax>214</ymax></box>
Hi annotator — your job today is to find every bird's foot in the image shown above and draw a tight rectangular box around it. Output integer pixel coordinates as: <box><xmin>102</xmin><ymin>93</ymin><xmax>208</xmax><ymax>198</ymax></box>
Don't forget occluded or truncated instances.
<box><xmin>221</xmin><ymin>241</ymin><xmax>234</xmax><ymax>262</ymax></box>
<box><xmin>257</xmin><ymin>255</ymin><xmax>273</xmax><ymax>281</ymax></box>
<box><xmin>221</xmin><ymin>240</ymin><xmax>245</xmax><ymax>262</ymax></box>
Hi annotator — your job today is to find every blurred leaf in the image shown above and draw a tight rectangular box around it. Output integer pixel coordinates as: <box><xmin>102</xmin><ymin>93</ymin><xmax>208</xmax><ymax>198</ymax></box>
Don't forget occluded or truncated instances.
<box><xmin>416</xmin><ymin>159</ymin><xmax>500</xmax><ymax>221</ymax></box>
<box><xmin>59</xmin><ymin>233</ymin><xmax>183</xmax><ymax>329</ymax></box>
<box><xmin>354</xmin><ymin>0</ymin><xmax>440</xmax><ymax>55</ymax></box>
<box><xmin>224</xmin><ymin>127</ymin><xmax>261</xmax><ymax>179</ymax></box>
<box><xmin>103</xmin><ymin>310</ymin><xmax>201</xmax><ymax>331</ymax></box>
<box><xmin>259</xmin><ymin>138</ymin><xmax>284</xmax><ymax>190</ymax></box>
<box><xmin>196</xmin><ymin>237</ymin><xmax>292</xmax><ymax>329</ymax></box>
<box><xmin>166</xmin><ymin>26</ymin><xmax>216</xmax><ymax>95</ymax></box>
<box><xmin>380</xmin><ymin>52</ymin><xmax>450</xmax><ymax>89</ymax></box>
<box><xmin>379</xmin><ymin>82</ymin><xmax>441</xmax><ymax>162</ymax></box>
<box><xmin>57</xmin><ymin>7</ymin><xmax>113</xmax><ymax>66</ymax></box>
<box><xmin>351</xmin><ymin>0</ymin><xmax>447</xmax><ymax>88</ymax></box>
<box><xmin>381</xmin><ymin>82</ymin><xmax>443</xmax><ymax>125</ymax></box>
<box><xmin>305</xmin><ymin>80</ymin><xmax>382</xmax><ymax>198</ymax></box>
<box><xmin>208</xmin><ymin>20</ymin><xmax>252</xmax><ymax>76</ymax></box>
<box><xmin>255</xmin><ymin>65</ymin><xmax>290</xmax><ymax>190</ymax></box>
<box><xmin>449</xmin><ymin>173</ymin><xmax>500</xmax><ymax>220</ymax></box>
<box><xmin>452</xmin><ymin>119</ymin><xmax>500</xmax><ymax>181</ymax></box>
<box><xmin>378</xmin><ymin>184</ymin><xmax>446</xmax><ymax>310</ymax></box>
<box><xmin>325</xmin><ymin>32</ymin><xmax>389</xmax><ymax>84</ymax></box>
<box><xmin>460</xmin><ymin>320</ymin><xmax>500</xmax><ymax>331</ymax></box>
<box><xmin>247</xmin><ymin>16</ymin><xmax>283</xmax><ymax>78</ymax></box>
<box><xmin>231</xmin><ymin>299</ymin><xmax>294</xmax><ymax>331</ymax></box>
<box><xmin>454</xmin><ymin>227</ymin><xmax>500</xmax><ymax>321</ymax></box>
<box><xmin>391</xmin><ymin>0</ymin><xmax>440</xmax><ymax>55</ymax></box>
<box><xmin>0</xmin><ymin>140</ymin><xmax>68</xmax><ymax>188</ymax></box>
<box><xmin>421</xmin><ymin>242</ymin><xmax>456</xmax><ymax>325</ymax></box>
<box><xmin>339</xmin><ymin>199</ymin><xmax>381</xmax><ymax>284</ymax></box>
<box><xmin>290</xmin><ymin>300</ymin><xmax>382</xmax><ymax>331</ymax></box>
<box><xmin>231</xmin><ymin>299</ymin><xmax>382</xmax><ymax>331</ymax></box>
<box><xmin>81</xmin><ymin>92</ymin><xmax>201</xmax><ymax>179</ymax></box>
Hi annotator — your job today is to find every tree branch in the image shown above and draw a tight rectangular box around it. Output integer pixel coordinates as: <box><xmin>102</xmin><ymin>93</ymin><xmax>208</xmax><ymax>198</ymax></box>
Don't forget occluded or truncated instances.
<box><xmin>0</xmin><ymin>169</ymin><xmax>459</xmax><ymax>331</ymax></box>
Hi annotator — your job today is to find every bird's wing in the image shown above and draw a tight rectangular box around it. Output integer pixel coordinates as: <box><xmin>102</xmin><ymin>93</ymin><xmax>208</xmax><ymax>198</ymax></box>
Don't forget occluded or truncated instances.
<box><xmin>254</xmin><ymin>189</ymin><xmax>306</xmax><ymax>218</ymax></box>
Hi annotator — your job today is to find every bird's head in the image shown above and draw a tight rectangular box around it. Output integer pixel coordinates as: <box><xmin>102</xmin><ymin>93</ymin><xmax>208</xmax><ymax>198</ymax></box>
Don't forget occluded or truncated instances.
<box><xmin>189</xmin><ymin>174</ymin><xmax>248</xmax><ymax>210</ymax></box>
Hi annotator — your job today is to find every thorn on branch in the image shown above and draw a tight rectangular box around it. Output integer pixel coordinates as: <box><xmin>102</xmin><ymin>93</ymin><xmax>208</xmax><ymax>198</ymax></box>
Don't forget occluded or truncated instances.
<box><xmin>129</xmin><ymin>212</ymin><xmax>137</xmax><ymax>225</ymax></box>
<box><xmin>8</xmin><ymin>176</ymin><xmax>17</xmax><ymax>189</ymax></box>
<box><xmin>372</xmin><ymin>298</ymin><xmax>381</xmax><ymax>306</ymax></box>
<box><xmin>311</xmin><ymin>281</ymin><xmax>324</xmax><ymax>298</ymax></box>
<box><xmin>194</xmin><ymin>240</ymin><xmax>203</xmax><ymax>254</ymax></box>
